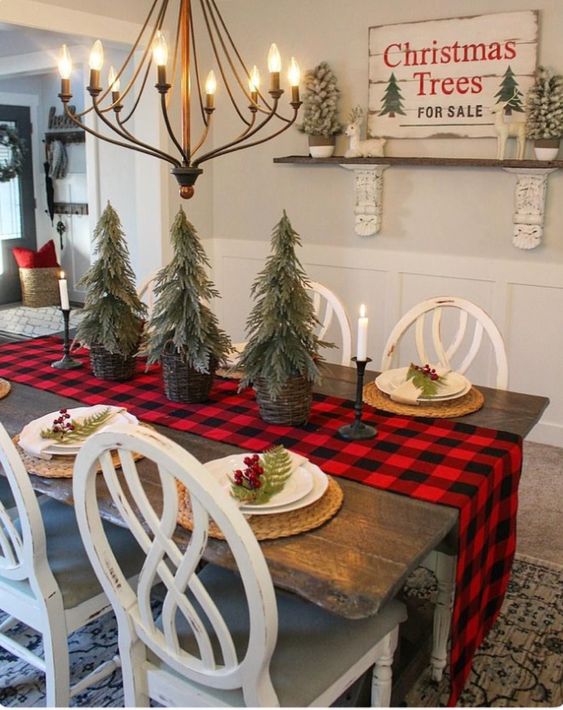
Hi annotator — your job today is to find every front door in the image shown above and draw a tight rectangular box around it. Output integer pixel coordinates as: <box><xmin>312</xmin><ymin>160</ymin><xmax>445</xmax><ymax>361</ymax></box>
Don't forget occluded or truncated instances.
<box><xmin>0</xmin><ymin>105</ymin><xmax>37</xmax><ymax>304</ymax></box>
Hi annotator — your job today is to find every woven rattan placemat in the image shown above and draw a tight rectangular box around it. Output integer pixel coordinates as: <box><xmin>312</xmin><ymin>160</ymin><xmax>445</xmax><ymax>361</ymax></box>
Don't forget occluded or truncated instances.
<box><xmin>363</xmin><ymin>382</ymin><xmax>485</xmax><ymax>418</ymax></box>
<box><xmin>0</xmin><ymin>378</ymin><xmax>11</xmax><ymax>400</ymax></box>
<box><xmin>177</xmin><ymin>476</ymin><xmax>343</xmax><ymax>541</ymax></box>
<box><xmin>13</xmin><ymin>435</ymin><xmax>143</xmax><ymax>479</ymax></box>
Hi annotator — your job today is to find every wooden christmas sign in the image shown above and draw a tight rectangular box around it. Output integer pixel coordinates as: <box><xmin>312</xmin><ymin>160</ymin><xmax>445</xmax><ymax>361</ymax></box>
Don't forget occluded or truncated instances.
<box><xmin>368</xmin><ymin>11</ymin><xmax>538</xmax><ymax>139</ymax></box>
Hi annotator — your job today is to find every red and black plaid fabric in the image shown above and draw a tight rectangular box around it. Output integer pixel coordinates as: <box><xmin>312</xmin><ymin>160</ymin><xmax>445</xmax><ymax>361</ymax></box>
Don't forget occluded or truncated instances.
<box><xmin>0</xmin><ymin>336</ymin><xmax>522</xmax><ymax>705</ymax></box>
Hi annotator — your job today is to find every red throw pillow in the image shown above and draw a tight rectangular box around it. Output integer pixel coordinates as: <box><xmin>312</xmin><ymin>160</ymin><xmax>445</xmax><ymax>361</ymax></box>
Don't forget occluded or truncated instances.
<box><xmin>12</xmin><ymin>240</ymin><xmax>60</xmax><ymax>268</ymax></box>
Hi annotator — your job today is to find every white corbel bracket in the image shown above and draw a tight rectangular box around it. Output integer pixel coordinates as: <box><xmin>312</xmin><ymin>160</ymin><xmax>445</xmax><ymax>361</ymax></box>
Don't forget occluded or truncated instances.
<box><xmin>340</xmin><ymin>164</ymin><xmax>389</xmax><ymax>236</ymax></box>
<box><xmin>503</xmin><ymin>167</ymin><xmax>557</xmax><ymax>250</ymax></box>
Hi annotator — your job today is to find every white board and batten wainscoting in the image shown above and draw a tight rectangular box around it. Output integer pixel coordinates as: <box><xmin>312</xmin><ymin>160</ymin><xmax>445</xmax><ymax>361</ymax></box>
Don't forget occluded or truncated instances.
<box><xmin>209</xmin><ymin>237</ymin><xmax>563</xmax><ymax>448</ymax></box>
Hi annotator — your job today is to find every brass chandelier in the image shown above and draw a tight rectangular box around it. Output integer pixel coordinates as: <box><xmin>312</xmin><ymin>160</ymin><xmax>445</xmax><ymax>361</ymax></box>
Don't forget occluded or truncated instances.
<box><xmin>57</xmin><ymin>0</ymin><xmax>302</xmax><ymax>198</ymax></box>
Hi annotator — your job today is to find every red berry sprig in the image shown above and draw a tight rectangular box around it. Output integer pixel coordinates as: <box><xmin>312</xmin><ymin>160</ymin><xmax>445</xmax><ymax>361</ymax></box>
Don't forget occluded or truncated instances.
<box><xmin>50</xmin><ymin>408</ymin><xmax>75</xmax><ymax>435</ymax></box>
<box><xmin>233</xmin><ymin>454</ymin><xmax>264</xmax><ymax>490</ymax></box>
<box><xmin>411</xmin><ymin>363</ymin><xmax>440</xmax><ymax>381</ymax></box>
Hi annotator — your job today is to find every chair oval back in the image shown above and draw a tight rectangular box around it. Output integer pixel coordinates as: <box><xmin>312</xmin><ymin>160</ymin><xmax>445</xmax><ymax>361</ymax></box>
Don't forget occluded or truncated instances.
<box><xmin>0</xmin><ymin>424</ymin><xmax>49</xmax><ymax>583</ymax></box>
<box><xmin>381</xmin><ymin>297</ymin><xmax>508</xmax><ymax>389</ymax></box>
<box><xmin>308</xmin><ymin>281</ymin><xmax>352</xmax><ymax>366</ymax></box>
<box><xmin>73</xmin><ymin>425</ymin><xmax>279</xmax><ymax>702</ymax></box>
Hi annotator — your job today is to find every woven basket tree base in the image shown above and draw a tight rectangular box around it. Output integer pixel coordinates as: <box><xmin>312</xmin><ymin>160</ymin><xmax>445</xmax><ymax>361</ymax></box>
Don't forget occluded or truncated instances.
<box><xmin>177</xmin><ymin>477</ymin><xmax>343</xmax><ymax>541</ymax></box>
<box><xmin>363</xmin><ymin>382</ymin><xmax>485</xmax><ymax>418</ymax></box>
<box><xmin>0</xmin><ymin>379</ymin><xmax>11</xmax><ymax>400</ymax></box>
<box><xmin>14</xmin><ymin>435</ymin><xmax>143</xmax><ymax>479</ymax></box>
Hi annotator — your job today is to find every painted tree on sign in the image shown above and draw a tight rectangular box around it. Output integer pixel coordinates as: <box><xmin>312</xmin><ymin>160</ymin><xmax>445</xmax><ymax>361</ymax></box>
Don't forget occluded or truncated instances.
<box><xmin>495</xmin><ymin>65</ymin><xmax>524</xmax><ymax>114</ymax></box>
<box><xmin>379</xmin><ymin>73</ymin><xmax>406</xmax><ymax>118</ymax></box>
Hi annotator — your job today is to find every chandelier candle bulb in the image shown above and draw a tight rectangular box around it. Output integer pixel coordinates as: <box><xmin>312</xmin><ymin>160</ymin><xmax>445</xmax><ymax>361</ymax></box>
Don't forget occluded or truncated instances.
<box><xmin>153</xmin><ymin>30</ymin><xmax>168</xmax><ymax>86</ymax></box>
<box><xmin>249</xmin><ymin>65</ymin><xmax>260</xmax><ymax>104</ymax></box>
<box><xmin>357</xmin><ymin>305</ymin><xmax>369</xmax><ymax>362</ymax></box>
<box><xmin>58</xmin><ymin>44</ymin><xmax>72</xmax><ymax>96</ymax></box>
<box><xmin>288</xmin><ymin>57</ymin><xmax>301</xmax><ymax>103</ymax></box>
<box><xmin>88</xmin><ymin>40</ymin><xmax>104</xmax><ymax>92</ymax></box>
<box><xmin>58</xmin><ymin>271</ymin><xmax>70</xmax><ymax>311</ymax></box>
<box><xmin>268</xmin><ymin>43</ymin><xmax>282</xmax><ymax>92</ymax></box>
<box><xmin>205</xmin><ymin>70</ymin><xmax>217</xmax><ymax>109</ymax></box>
<box><xmin>108</xmin><ymin>66</ymin><xmax>121</xmax><ymax>107</ymax></box>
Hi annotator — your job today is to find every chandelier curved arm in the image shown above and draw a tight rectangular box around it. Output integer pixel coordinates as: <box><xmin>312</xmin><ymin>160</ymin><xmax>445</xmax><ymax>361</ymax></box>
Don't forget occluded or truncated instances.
<box><xmin>190</xmin><ymin>113</ymin><xmax>213</xmax><ymax>157</ymax></box>
<box><xmin>195</xmin><ymin>105</ymin><xmax>300</xmax><ymax>165</ymax></box>
<box><xmin>89</xmin><ymin>98</ymin><xmax>181</xmax><ymax>166</ymax></box>
<box><xmin>193</xmin><ymin>97</ymin><xmax>282</xmax><ymax>166</ymax></box>
<box><xmin>207</xmin><ymin>0</ymin><xmax>292</xmax><ymax>125</ymax></box>
<box><xmin>198</xmin><ymin>0</ymin><xmax>251</xmax><ymax>128</ymax></box>
<box><xmin>188</xmin><ymin>4</ymin><xmax>208</xmax><ymax>127</ymax></box>
<box><xmin>115</xmin><ymin>112</ymin><xmax>182</xmax><ymax>165</ymax></box>
<box><xmin>160</xmin><ymin>94</ymin><xmax>190</xmax><ymax>164</ymax></box>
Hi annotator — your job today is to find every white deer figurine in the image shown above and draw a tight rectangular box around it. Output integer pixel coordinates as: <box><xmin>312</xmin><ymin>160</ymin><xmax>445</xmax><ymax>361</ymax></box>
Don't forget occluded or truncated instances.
<box><xmin>491</xmin><ymin>91</ymin><xmax>527</xmax><ymax>160</ymax></box>
<box><xmin>345</xmin><ymin>106</ymin><xmax>386</xmax><ymax>158</ymax></box>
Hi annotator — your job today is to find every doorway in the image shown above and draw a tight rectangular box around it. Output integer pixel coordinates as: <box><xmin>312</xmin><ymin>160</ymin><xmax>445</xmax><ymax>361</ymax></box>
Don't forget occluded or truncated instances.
<box><xmin>0</xmin><ymin>105</ymin><xmax>37</xmax><ymax>304</ymax></box>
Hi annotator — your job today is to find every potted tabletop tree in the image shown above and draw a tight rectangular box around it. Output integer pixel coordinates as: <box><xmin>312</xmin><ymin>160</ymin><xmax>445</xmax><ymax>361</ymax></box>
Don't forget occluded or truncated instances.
<box><xmin>238</xmin><ymin>211</ymin><xmax>329</xmax><ymax>426</ymax></box>
<box><xmin>298</xmin><ymin>61</ymin><xmax>342</xmax><ymax>158</ymax></box>
<box><xmin>143</xmin><ymin>208</ymin><xmax>231</xmax><ymax>403</ymax></box>
<box><xmin>526</xmin><ymin>66</ymin><xmax>563</xmax><ymax>160</ymax></box>
<box><xmin>76</xmin><ymin>202</ymin><xmax>146</xmax><ymax>381</ymax></box>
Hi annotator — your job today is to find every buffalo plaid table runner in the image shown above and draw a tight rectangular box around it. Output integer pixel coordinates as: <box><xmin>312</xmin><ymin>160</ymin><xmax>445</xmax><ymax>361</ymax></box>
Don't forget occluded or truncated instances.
<box><xmin>0</xmin><ymin>336</ymin><xmax>522</xmax><ymax>705</ymax></box>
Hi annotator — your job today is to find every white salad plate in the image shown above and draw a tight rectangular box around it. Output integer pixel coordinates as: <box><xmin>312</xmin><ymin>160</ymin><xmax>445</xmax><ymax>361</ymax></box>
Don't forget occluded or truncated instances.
<box><xmin>19</xmin><ymin>406</ymin><xmax>137</xmax><ymax>457</ymax></box>
<box><xmin>205</xmin><ymin>453</ymin><xmax>327</xmax><ymax>515</ymax></box>
<box><xmin>375</xmin><ymin>368</ymin><xmax>471</xmax><ymax>402</ymax></box>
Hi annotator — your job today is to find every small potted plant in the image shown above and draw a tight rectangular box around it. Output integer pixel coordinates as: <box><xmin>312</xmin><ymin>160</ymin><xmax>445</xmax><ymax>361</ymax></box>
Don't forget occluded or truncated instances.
<box><xmin>298</xmin><ymin>61</ymin><xmax>342</xmax><ymax>158</ymax></box>
<box><xmin>526</xmin><ymin>66</ymin><xmax>563</xmax><ymax>160</ymax></box>
<box><xmin>143</xmin><ymin>208</ymin><xmax>231</xmax><ymax>403</ymax></box>
<box><xmin>238</xmin><ymin>211</ymin><xmax>330</xmax><ymax>425</ymax></box>
<box><xmin>76</xmin><ymin>202</ymin><xmax>146</xmax><ymax>381</ymax></box>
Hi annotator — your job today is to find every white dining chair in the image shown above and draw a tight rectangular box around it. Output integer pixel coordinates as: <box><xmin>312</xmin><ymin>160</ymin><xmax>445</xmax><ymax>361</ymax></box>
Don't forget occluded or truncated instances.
<box><xmin>381</xmin><ymin>296</ymin><xmax>508</xmax><ymax>388</ymax></box>
<box><xmin>381</xmin><ymin>296</ymin><xmax>509</xmax><ymax>681</ymax></box>
<box><xmin>73</xmin><ymin>424</ymin><xmax>407</xmax><ymax>707</ymax></box>
<box><xmin>0</xmin><ymin>423</ymin><xmax>147</xmax><ymax>706</ymax></box>
<box><xmin>309</xmin><ymin>280</ymin><xmax>353</xmax><ymax>366</ymax></box>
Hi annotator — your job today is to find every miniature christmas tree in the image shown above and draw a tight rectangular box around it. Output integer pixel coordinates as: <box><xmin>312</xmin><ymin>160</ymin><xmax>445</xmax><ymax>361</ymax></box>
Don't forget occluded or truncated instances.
<box><xmin>144</xmin><ymin>207</ymin><xmax>231</xmax><ymax>373</ymax></box>
<box><xmin>238</xmin><ymin>211</ymin><xmax>329</xmax><ymax>399</ymax></box>
<box><xmin>526</xmin><ymin>66</ymin><xmax>563</xmax><ymax>140</ymax></box>
<box><xmin>77</xmin><ymin>201</ymin><xmax>146</xmax><ymax>356</ymax></box>
<box><xmin>379</xmin><ymin>73</ymin><xmax>406</xmax><ymax>117</ymax></box>
<box><xmin>297</xmin><ymin>61</ymin><xmax>341</xmax><ymax>137</ymax></box>
<box><xmin>494</xmin><ymin>66</ymin><xmax>524</xmax><ymax>114</ymax></box>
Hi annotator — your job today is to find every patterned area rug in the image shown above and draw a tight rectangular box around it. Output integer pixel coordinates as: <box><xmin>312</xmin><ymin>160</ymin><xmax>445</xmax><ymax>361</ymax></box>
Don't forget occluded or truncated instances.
<box><xmin>405</xmin><ymin>554</ymin><xmax>563</xmax><ymax>707</ymax></box>
<box><xmin>0</xmin><ymin>555</ymin><xmax>560</xmax><ymax>707</ymax></box>
<box><xmin>0</xmin><ymin>306</ymin><xmax>83</xmax><ymax>339</ymax></box>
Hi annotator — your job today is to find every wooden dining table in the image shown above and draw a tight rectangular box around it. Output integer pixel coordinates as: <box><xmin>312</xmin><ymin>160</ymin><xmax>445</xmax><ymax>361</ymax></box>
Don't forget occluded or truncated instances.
<box><xmin>0</xmin><ymin>364</ymin><xmax>548</xmax><ymax>622</ymax></box>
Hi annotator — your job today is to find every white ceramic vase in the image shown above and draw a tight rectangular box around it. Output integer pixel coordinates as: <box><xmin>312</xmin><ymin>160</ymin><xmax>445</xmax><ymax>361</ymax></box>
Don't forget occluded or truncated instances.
<box><xmin>533</xmin><ymin>139</ymin><xmax>560</xmax><ymax>161</ymax></box>
<box><xmin>308</xmin><ymin>135</ymin><xmax>336</xmax><ymax>158</ymax></box>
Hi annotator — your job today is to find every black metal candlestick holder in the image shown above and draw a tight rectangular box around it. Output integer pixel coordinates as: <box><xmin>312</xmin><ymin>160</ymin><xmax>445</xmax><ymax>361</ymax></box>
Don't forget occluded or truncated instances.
<box><xmin>338</xmin><ymin>357</ymin><xmax>377</xmax><ymax>440</ymax></box>
<box><xmin>51</xmin><ymin>308</ymin><xmax>82</xmax><ymax>370</ymax></box>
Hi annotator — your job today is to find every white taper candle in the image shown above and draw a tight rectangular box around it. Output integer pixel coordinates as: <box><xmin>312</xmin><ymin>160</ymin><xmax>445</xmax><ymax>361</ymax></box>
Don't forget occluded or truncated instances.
<box><xmin>58</xmin><ymin>271</ymin><xmax>70</xmax><ymax>310</ymax></box>
<box><xmin>357</xmin><ymin>304</ymin><xmax>368</xmax><ymax>361</ymax></box>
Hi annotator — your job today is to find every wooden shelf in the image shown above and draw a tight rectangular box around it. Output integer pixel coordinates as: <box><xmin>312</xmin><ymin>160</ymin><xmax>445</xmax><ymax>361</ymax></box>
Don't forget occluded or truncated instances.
<box><xmin>274</xmin><ymin>155</ymin><xmax>563</xmax><ymax>169</ymax></box>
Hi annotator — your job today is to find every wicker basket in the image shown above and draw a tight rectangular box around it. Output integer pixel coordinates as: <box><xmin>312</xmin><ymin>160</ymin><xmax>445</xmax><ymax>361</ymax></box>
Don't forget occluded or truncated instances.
<box><xmin>254</xmin><ymin>375</ymin><xmax>313</xmax><ymax>426</ymax></box>
<box><xmin>90</xmin><ymin>344</ymin><xmax>136</xmax><ymax>382</ymax></box>
<box><xmin>161</xmin><ymin>350</ymin><xmax>216</xmax><ymax>403</ymax></box>
<box><xmin>19</xmin><ymin>267</ymin><xmax>60</xmax><ymax>308</ymax></box>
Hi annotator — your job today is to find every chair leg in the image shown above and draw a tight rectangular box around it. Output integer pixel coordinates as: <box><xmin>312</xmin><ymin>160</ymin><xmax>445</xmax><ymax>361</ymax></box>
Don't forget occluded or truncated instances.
<box><xmin>120</xmin><ymin>625</ymin><xmax>150</xmax><ymax>707</ymax></box>
<box><xmin>431</xmin><ymin>551</ymin><xmax>456</xmax><ymax>682</ymax></box>
<box><xmin>370</xmin><ymin>626</ymin><xmax>399</xmax><ymax>707</ymax></box>
<box><xmin>43</xmin><ymin>622</ymin><xmax>71</xmax><ymax>707</ymax></box>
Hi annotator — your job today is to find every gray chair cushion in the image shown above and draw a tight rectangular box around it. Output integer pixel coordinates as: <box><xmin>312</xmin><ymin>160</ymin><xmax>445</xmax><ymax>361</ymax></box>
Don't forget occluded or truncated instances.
<box><xmin>3</xmin><ymin>498</ymin><xmax>145</xmax><ymax>610</ymax></box>
<box><xmin>148</xmin><ymin>564</ymin><xmax>407</xmax><ymax>707</ymax></box>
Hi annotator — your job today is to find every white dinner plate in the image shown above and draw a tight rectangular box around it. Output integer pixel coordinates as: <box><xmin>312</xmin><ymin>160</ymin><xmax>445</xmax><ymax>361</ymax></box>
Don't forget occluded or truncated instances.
<box><xmin>375</xmin><ymin>368</ymin><xmax>471</xmax><ymax>402</ymax></box>
<box><xmin>205</xmin><ymin>452</ymin><xmax>315</xmax><ymax>511</ymax></box>
<box><xmin>19</xmin><ymin>406</ymin><xmax>138</xmax><ymax>457</ymax></box>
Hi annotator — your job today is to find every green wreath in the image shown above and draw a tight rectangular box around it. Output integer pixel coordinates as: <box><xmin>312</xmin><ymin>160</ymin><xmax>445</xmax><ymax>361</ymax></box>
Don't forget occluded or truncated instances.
<box><xmin>0</xmin><ymin>124</ymin><xmax>25</xmax><ymax>183</ymax></box>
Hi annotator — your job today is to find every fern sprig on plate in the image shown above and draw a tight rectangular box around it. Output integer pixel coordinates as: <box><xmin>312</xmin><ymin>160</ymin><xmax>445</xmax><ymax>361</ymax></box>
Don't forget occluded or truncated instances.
<box><xmin>406</xmin><ymin>363</ymin><xmax>446</xmax><ymax>397</ymax></box>
<box><xmin>40</xmin><ymin>407</ymin><xmax>116</xmax><ymax>443</ymax></box>
<box><xmin>230</xmin><ymin>445</ymin><xmax>293</xmax><ymax>505</ymax></box>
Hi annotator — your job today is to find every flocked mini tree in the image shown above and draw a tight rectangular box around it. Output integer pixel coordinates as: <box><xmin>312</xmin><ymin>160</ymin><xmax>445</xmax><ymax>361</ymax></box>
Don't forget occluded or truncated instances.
<box><xmin>239</xmin><ymin>211</ymin><xmax>329</xmax><ymax>412</ymax></box>
<box><xmin>297</xmin><ymin>61</ymin><xmax>341</xmax><ymax>137</ymax></box>
<box><xmin>526</xmin><ymin>66</ymin><xmax>563</xmax><ymax>141</ymax></box>
<box><xmin>144</xmin><ymin>207</ymin><xmax>231</xmax><ymax>375</ymax></box>
<box><xmin>77</xmin><ymin>201</ymin><xmax>146</xmax><ymax>359</ymax></box>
